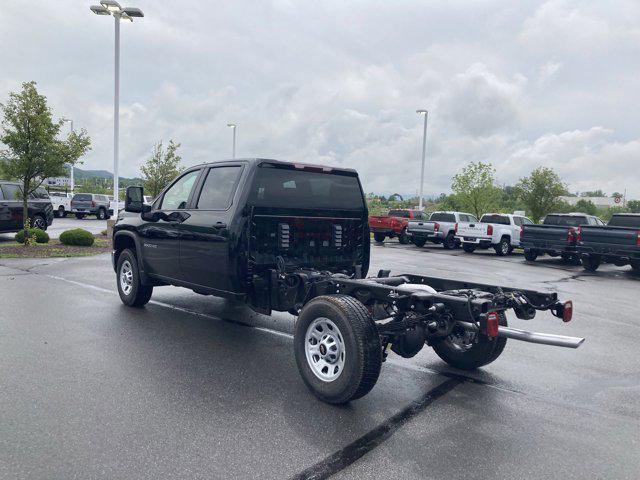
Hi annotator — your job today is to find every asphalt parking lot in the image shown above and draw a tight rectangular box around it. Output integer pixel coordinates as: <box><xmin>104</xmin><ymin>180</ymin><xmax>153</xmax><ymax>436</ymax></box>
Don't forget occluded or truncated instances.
<box><xmin>1</xmin><ymin>241</ymin><xmax>638</xmax><ymax>479</ymax></box>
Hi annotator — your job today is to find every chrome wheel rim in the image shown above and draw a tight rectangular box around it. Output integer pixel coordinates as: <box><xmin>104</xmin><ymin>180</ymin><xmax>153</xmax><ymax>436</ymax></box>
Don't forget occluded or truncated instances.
<box><xmin>305</xmin><ymin>317</ymin><xmax>346</xmax><ymax>382</ymax></box>
<box><xmin>120</xmin><ymin>260</ymin><xmax>134</xmax><ymax>296</ymax></box>
<box><xmin>501</xmin><ymin>241</ymin><xmax>509</xmax><ymax>254</ymax></box>
<box><xmin>33</xmin><ymin>217</ymin><xmax>45</xmax><ymax>229</ymax></box>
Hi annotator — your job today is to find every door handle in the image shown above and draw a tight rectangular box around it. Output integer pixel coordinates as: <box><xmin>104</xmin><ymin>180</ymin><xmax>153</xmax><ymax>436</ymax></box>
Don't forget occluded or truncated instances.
<box><xmin>213</xmin><ymin>222</ymin><xmax>227</xmax><ymax>229</ymax></box>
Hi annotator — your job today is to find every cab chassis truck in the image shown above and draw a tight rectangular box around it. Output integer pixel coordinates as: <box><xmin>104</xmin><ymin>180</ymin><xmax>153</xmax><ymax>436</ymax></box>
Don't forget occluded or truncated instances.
<box><xmin>114</xmin><ymin>159</ymin><xmax>584</xmax><ymax>404</ymax></box>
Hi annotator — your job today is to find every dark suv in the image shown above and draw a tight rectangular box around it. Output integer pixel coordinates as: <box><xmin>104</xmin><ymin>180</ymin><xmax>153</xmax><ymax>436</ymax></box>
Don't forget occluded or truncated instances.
<box><xmin>0</xmin><ymin>181</ymin><xmax>54</xmax><ymax>232</ymax></box>
<box><xmin>70</xmin><ymin>193</ymin><xmax>113</xmax><ymax>219</ymax></box>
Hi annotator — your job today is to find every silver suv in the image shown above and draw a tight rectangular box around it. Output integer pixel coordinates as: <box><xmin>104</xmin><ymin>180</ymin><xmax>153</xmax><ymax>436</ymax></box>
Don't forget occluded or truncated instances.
<box><xmin>70</xmin><ymin>193</ymin><xmax>113</xmax><ymax>220</ymax></box>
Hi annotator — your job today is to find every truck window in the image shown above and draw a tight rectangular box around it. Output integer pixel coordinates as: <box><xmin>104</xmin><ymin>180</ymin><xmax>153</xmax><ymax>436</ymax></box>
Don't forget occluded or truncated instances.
<box><xmin>543</xmin><ymin>215</ymin><xmax>588</xmax><ymax>227</ymax></box>
<box><xmin>72</xmin><ymin>194</ymin><xmax>91</xmax><ymax>202</ymax></box>
<box><xmin>389</xmin><ymin>210</ymin><xmax>410</xmax><ymax>218</ymax></box>
<box><xmin>248</xmin><ymin>165</ymin><xmax>364</xmax><ymax>210</ymax></box>
<box><xmin>430</xmin><ymin>213</ymin><xmax>455</xmax><ymax>222</ymax></box>
<box><xmin>480</xmin><ymin>214</ymin><xmax>510</xmax><ymax>225</ymax></box>
<box><xmin>608</xmin><ymin>215</ymin><xmax>640</xmax><ymax>228</ymax></box>
<box><xmin>522</xmin><ymin>217</ymin><xmax>533</xmax><ymax>225</ymax></box>
<box><xmin>1</xmin><ymin>184</ymin><xmax>22</xmax><ymax>201</ymax></box>
<box><xmin>30</xmin><ymin>187</ymin><xmax>50</xmax><ymax>200</ymax></box>
<box><xmin>196</xmin><ymin>166</ymin><xmax>243</xmax><ymax>210</ymax></box>
<box><xmin>513</xmin><ymin>217</ymin><xmax>522</xmax><ymax>226</ymax></box>
<box><xmin>160</xmin><ymin>170</ymin><xmax>200</xmax><ymax>210</ymax></box>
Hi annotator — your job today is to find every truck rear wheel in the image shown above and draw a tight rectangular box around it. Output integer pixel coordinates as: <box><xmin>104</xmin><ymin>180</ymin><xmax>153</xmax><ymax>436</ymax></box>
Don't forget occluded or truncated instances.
<box><xmin>373</xmin><ymin>233</ymin><xmax>386</xmax><ymax>243</ymax></box>
<box><xmin>581</xmin><ymin>254</ymin><xmax>601</xmax><ymax>272</ymax></box>
<box><xmin>462</xmin><ymin>243</ymin><xmax>476</xmax><ymax>253</ymax></box>
<box><xmin>442</xmin><ymin>232</ymin><xmax>456</xmax><ymax>249</ymax></box>
<box><xmin>294</xmin><ymin>295</ymin><xmax>382</xmax><ymax>404</ymax></box>
<box><xmin>116</xmin><ymin>249</ymin><xmax>153</xmax><ymax>307</ymax></box>
<box><xmin>413</xmin><ymin>238</ymin><xmax>427</xmax><ymax>248</ymax></box>
<box><xmin>398</xmin><ymin>228</ymin><xmax>409</xmax><ymax>244</ymax></box>
<box><xmin>524</xmin><ymin>249</ymin><xmax>538</xmax><ymax>262</ymax></box>
<box><xmin>432</xmin><ymin>312</ymin><xmax>508</xmax><ymax>370</ymax></box>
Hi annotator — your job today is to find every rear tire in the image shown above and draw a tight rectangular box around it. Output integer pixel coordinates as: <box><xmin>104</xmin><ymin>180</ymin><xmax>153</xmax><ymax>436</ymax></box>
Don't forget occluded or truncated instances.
<box><xmin>413</xmin><ymin>238</ymin><xmax>427</xmax><ymax>248</ymax></box>
<box><xmin>462</xmin><ymin>243</ymin><xmax>476</xmax><ymax>253</ymax></box>
<box><xmin>373</xmin><ymin>232</ymin><xmax>386</xmax><ymax>244</ymax></box>
<box><xmin>442</xmin><ymin>232</ymin><xmax>456</xmax><ymax>250</ymax></box>
<box><xmin>432</xmin><ymin>312</ymin><xmax>508</xmax><ymax>370</ymax></box>
<box><xmin>97</xmin><ymin>208</ymin><xmax>107</xmax><ymax>220</ymax></box>
<box><xmin>56</xmin><ymin>206</ymin><xmax>65</xmax><ymax>218</ymax></box>
<box><xmin>631</xmin><ymin>261</ymin><xmax>640</xmax><ymax>273</ymax></box>
<box><xmin>31</xmin><ymin>214</ymin><xmax>47</xmax><ymax>231</ymax></box>
<box><xmin>494</xmin><ymin>237</ymin><xmax>511</xmax><ymax>256</ymax></box>
<box><xmin>581</xmin><ymin>255</ymin><xmax>601</xmax><ymax>272</ymax></box>
<box><xmin>398</xmin><ymin>228</ymin><xmax>409</xmax><ymax>244</ymax></box>
<box><xmin>116</xmin><ymin>249</ymin><xmax>153</xmax><ymax>307</ymax></box>
<box><xmin>524</xmin><ymin>249</ymin><xmax>538</xmax><ymax>262</ymax></box>
<box><xmin>294</xmin><ymin>295</ymin><xmax>382</xmax><ymax>404</ymax></box>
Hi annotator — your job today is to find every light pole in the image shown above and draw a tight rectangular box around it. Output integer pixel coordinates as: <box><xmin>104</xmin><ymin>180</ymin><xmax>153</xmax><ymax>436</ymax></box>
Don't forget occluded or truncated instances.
<box><xmin>227</xmin><ymin>123</ymin><xmax>237</xmax><ymax>158</ymax></box>
<box><xmin>62</xmin><ymin>119</ymin><xmax>75</xmax><ymax>194</ymax></box>
<box><xmin>416</xmin><ymin>109</ymin><xmax>428</xmax><ymax>211</ymax></box>
<box><xmin>90</xmin><ymin>1</ymin><xmax>144</xmax><ymax>208</ymax></box>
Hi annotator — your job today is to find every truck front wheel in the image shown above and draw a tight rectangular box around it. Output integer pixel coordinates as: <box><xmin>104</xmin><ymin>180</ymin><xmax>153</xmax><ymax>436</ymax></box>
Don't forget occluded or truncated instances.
<box><xmin>116</xmin><ymin>249</ymin><xmax>153</xmax><ymax>307</ymax></box>
<box><xmin>581</xmin><ymin>254</ymin><xmax>601</xmax><ymax>272</ymax></box>
<box><xmin>432</xmin><ymin>312</ymin><xmax>507</xmax><ymax>370</ymax></box>
<box><xmin>294</xmin><ymin>295</ymin><xmax>382</xmax><ymax>404</ymax></box>
<box><xmin>462</xmin><ymin>243</ymin><xmax>476</xmax><ymax>253</ymax></box>
<box><xmin>398</xmin><ymin>228</ymin><xmax>409</xmax><ymax>244</ymax></box>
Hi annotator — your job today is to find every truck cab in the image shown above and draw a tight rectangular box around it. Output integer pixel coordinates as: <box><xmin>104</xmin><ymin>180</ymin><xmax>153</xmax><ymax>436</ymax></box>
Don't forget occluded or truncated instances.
<box><xmin>112</xmin><ymin>159</ymin><xmax>369</xmax><ymax>312</ymax></box>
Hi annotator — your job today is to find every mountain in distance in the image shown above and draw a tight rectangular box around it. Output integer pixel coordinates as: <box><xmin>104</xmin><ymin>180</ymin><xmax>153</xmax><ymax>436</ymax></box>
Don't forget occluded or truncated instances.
<box><xmin>69</xmin><ymin>166</ymin><xmax>141</xmax><ymax>182</ymax></box>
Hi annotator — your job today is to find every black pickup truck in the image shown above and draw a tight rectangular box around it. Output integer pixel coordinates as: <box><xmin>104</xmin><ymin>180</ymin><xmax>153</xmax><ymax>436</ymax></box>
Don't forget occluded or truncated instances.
<box><xmin>520</xmin><ymin>213</ymin><xmax>604</xmax><ymax>263</ymax></box>
<box><xmin>112</xmin><ymin>158</ymin><xmax>583</xmax><ymax>404</ymax></box>
<box><xmin>0</xmin><ymin>181</ymin><xmax>54</xmax><ymax>232</ymax></box>
<box><xmin>578</xmin><ymin>213</ymin><xmax>640</xmax><ymax>272</ymax></box>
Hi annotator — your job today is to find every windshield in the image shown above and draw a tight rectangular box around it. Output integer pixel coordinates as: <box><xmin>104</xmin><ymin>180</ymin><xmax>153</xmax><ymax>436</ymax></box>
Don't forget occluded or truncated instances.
<box><xmin>608</xmin><ymin>215</ymin><xmax>640</xmax><ymax>228</ymax></box>
<box><xmin>543</xmin><ymin>215</ymin><xmax>588</xmax><ymax>227</ymax></box>
<box><xmin>248</xmin><ymin>164</ymin><xmax>364</xmax><ymax>210</ymax></box>
<box><xmin>480</xmin><ymin>214</ymin><xmax>510</xmax><ymax>225</ymax></box>
<box><xmin>430</xmin><ymin>213</ymin><xmax>455</xmax><ymax>222</ymax></box>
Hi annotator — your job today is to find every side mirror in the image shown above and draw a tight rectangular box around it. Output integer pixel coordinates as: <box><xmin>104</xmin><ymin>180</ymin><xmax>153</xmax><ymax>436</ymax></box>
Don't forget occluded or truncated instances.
<box><xmin>125</xmin><ymin>186</ymin><xmax>145</xmax><ymax>213</ymax></box>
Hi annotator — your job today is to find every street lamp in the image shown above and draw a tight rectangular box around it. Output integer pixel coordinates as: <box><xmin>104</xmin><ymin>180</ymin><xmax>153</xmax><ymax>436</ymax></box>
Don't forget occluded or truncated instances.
<box><xmin>90</xmin><ymin>1</ymin><xmax>144</xmax><ymax>211</ymax></box>
<box><xmin>416</xmin><ymin>109</ymin><xmax>428</xmax><ymax>211</ymax></box>
<box><xmin>227</xmin><ymin>123</ymin><xmax>237</xmax><ymax>158</ymax></box>
<box><xmin>62</xmin><ymin>119</ymin><xmax>75</xmax><ymax>194</ymax></box>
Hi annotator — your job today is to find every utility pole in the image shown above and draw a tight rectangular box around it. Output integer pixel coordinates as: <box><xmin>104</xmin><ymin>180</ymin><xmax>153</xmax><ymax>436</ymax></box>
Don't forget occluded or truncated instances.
<box><xmin>416</xmin><ymin>109</ymin><xmax>428</xmax><ymax>210</ymax></box>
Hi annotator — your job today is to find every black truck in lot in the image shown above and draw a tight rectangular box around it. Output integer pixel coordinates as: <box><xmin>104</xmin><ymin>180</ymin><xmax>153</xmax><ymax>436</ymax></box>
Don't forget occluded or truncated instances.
<box><xmin>578</xmin><ymin>213</ymin><xmax>640</xmax><ymax>272</ymax></box>
<box><xmin>521</xmin><ymin>213</ymin><xmax>604</xmax><ymax>263</ymax></box>
<box><xmin>112</xmin><ymin>159</ymin><xmax>584</xmax><ymax>404</ymax></box>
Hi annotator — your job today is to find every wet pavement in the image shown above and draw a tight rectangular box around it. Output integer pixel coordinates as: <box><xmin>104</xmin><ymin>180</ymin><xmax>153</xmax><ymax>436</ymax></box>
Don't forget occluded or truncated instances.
<box><xmin>0</xmin><ymin>241</ymin><xmax>638</xmax><ymax>479</ymax></box>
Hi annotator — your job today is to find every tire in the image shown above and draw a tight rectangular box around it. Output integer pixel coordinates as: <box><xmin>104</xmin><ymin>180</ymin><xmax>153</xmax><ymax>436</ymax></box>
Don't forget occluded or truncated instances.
<box><xmin>31</xmin><ymin>214</ymin><xmax>47</xmax><ymax>231</ymax></box>
<box><xmin>75</xmin><ymin>213</ymin><xmax>85</xmax><ymax>219</ymax></box>
<box><xmin>373</xmin><ymin>233</ymin><xmax>386</xmax><ymax>243</ymax></box>
<box><xmin>494</xmin><ymin>237</ymin><xmax>511</xmax><ymax>256</ymax></box>
<box><xmin>581</xmin><ymin>255</ymin><xmax>601</xmax><ymax>272</ymax></box>
<box><xmin>413</xmin><ymin>238</ymin><xmax>427</xmax><ymax>248</ymax></box>
<box><xmin>442</xmin><ymin>232</ymin><xmax>456</xmax><ymax>250</ymax></box>
<box><xmin>294</xmin><ymin>295</ymin><xmax>382</xmax><ymax>404</ymax></box>
<box><xmin>56</xmin><ymin>206</ymin><xmax>65</xmax><ymax>218</ymax></box>
<box><xmin>631</xmin><ymin>261</ymin><xmax>640</xmax><ymax>273</ymax></box>
<box><xmin>462</xmin><ymin>243</ymin><xmax>476</xmax><ymax>253</ymax></box>
<box><xmin>116</xmin><ymin>249</ymin><xmax>153</xmax><ymax>307</ymax></box>
<box><xmin>432</xmin><ymin>312</ymin><xmax>508</xmax><ymax>370</ymax></box>
<box><xmin>97</xmin><ymin>208</ymin><xmax>107</xmax><ymax>220</ymax></box>
<box><xmin>524</xmin><ymin>249</ymin><xmax>538</xmax><ymax>262</ymax></box>
<box><xmin>398</xmin><ymin>228</ymin><xmax>409</xmax><ymax>244</ymax></box>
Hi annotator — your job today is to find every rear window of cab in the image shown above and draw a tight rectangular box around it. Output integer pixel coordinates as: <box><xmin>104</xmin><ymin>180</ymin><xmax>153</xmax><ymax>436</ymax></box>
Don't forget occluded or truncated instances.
<box><xmin>480</xmin><ymin>214</ymin><xmax>511</xmax><ymax>225</ymax></box>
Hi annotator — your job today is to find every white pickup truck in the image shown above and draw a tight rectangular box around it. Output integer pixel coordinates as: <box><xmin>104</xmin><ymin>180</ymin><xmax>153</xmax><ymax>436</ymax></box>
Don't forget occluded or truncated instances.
<box><xmin>456</xmin><ymin>213</ymin><xmax>534</xmax><ymax>255</ymax></box>
<box><xmin>407</xmin><ymin>211</ymin><xmax>478</xmax><ymax>249</ymax></box>
<box><xmin>48</xmin><ymin>192</ymin><xmax>72</xmax><ymax>218</ymax></box>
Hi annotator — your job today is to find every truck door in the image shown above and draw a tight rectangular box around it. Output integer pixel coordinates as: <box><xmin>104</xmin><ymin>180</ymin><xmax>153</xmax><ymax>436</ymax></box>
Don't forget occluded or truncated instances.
<box><xmin>179</xmin><ymin>164</ymin><xmax>245</xmax><ymax>293</ymax></box>
<box><xmin>0</xmin><ymin>183</ymin><xmax>24</xmax><ymax>231</ymax></box>
<box><xmin>139</xmin><ymin>169</ymin><xmax>201</xmax><ymax>280</ymax></box>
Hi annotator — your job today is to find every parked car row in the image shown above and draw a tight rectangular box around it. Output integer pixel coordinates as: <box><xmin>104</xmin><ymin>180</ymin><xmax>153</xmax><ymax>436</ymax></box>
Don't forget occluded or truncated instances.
<box><xmin>372</xmin><ymin>208</ymin><xmax>640</xmax><ymax>274</ymax></box>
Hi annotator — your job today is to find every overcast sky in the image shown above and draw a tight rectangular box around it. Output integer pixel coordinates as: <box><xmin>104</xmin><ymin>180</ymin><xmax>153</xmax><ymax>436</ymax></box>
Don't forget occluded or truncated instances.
<box><xmin>1</xmin><ymin>1</ymin><xmax>639</xmax><ymax>197</ymax></box>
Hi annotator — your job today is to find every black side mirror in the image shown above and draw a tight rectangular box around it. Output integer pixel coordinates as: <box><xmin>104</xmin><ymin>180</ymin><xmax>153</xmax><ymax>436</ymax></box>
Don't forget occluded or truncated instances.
<box><xmin>125</xmin><ymin>186</ymin><xmax>145</xmax><ymax>213</ymax></box>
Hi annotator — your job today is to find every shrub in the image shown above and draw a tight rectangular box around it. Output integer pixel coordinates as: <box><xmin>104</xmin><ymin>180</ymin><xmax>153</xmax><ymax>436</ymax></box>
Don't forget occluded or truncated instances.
<box><xmin>60</xmin><ymin>228</ymin><xmax>95</xmax><ymax>247</ymax></box>
<box><xmin>15</xmin><ymin>228</ymin><xmax>50</xmax><ymax>244</ymax></box>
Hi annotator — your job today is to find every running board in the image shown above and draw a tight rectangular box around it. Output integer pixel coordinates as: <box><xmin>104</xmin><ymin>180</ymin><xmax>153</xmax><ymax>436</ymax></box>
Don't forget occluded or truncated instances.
<box><xmin>497</xmin><ymin>326</ymin><xmax>585</xmax><ymax>349</ymax></box>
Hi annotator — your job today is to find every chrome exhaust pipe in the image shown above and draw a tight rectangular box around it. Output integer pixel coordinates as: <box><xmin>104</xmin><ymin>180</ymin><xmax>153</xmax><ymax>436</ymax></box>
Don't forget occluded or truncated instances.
<box><xmin>498</xmin><ymin>326</ymin><xmax>585</xmax><ymax>349</ymax></box>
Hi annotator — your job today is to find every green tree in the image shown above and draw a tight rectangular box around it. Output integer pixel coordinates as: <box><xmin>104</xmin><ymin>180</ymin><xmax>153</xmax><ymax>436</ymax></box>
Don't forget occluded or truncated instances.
<box><xmin>451</xmin><ymin>161</ymin><xmax>502</xmax><ymax>218</ymax></box>
<box><xmin>140</xmin><ymin>140</ymin><xmax>183</xmax><ymax>198</ymax></box>
<box><xmin>581</xmin><ymin>189</ymin><xmax>605</xmax><ymax>197</ymax></box>
<box><xmin>515</xmin><ymin>166</ymin><xmax>567</xmax><ymax>222</ymax></box>
<box><xmin>0</xmin><ymin>81</ymin><xmax>91</xmax><ymax>243</ymax></box>
<box><xmin>574</xmin><ymin>199</ymin><xmax>597</xmax><ymax>215</ymax></box>
<box><xmin>627</xmin><ymin>200</ymin><xmax>640</xmax><ymax>213</ymax></box>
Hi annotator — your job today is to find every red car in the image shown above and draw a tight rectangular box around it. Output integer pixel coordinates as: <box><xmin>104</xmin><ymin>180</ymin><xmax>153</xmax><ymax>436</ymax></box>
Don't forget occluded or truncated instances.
<box><xmin>369</xmin><ymin>209</ymin><xmax>425</xmax><ymax>244</ymax></box>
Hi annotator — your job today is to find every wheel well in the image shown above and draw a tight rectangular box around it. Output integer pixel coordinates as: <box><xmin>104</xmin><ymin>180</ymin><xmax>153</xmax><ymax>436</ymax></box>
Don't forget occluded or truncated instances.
<box><xmin>501</xmin><ymin>235</ymin><xmax>510</xmax><ymax>241</ymax></box>
<box><xmin>114</xmin><ymin>235</ymin><xmax>136</xmax><ymax>264</ymax></box>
